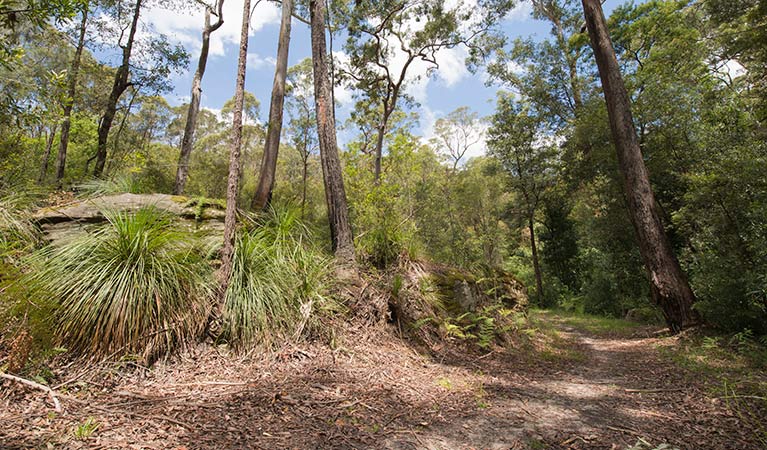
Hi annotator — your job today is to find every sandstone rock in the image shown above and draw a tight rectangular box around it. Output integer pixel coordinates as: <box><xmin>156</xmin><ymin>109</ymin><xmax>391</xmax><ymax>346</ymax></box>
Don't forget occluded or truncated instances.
<box><xmin>33</xmin><ymin>193</ymin><xmax>225</xmax><ymax>245</ymax></box>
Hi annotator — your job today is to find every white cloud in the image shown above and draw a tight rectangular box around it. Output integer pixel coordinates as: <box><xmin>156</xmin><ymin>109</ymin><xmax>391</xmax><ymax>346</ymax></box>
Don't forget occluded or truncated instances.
<box><xmin>143</xmin><ymin>0</ymin><xmax>281</xmax><ymax>57</ymax></box>
<box><xmin>506</xmin><ymin>1</ymin><xmax>532</xmax><ymax>22</ymax></box>
<box><xmin>247</xmin><ymin>53</ymin><xmax>277</xmax><ymax>70</ymax></box>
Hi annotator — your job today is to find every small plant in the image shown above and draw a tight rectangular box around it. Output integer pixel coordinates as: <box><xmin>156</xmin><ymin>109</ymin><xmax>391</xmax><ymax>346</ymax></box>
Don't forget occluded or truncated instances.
<box><xmin>73</xmin><ymin>417</ymin><xmax>99</xmax><ymax>440</ymax></box>
<box><xmin>437</xmin><ymin>377</ymin><xmax>453</xmax><ymax>389</ymax></box>
<box><xmin>28</xmin><ymin>207</ymin><xmax>212</xmax><ymax>361</ymax></box>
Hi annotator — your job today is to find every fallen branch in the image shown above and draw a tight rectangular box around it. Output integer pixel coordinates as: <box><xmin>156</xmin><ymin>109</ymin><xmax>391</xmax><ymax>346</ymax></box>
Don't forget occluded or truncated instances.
<box><xmin>0</xmin><ymin>372</ymin><xmax>62</xmax><ymax>412</ymax></box>
<box><xmin>624</xmin><ymin>388</ymin><xmax>685</xmax><ymax>393</ymax></box>
<box><xmin>605</xmin><ymin>425</ymin><xmax>643</xmax><ymax>436</ymax></box>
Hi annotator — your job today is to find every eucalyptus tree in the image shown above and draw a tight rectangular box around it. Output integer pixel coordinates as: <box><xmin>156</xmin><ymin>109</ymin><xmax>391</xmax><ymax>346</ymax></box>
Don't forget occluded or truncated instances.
<box><xmin>487</xmin><ymin>0</ymin><xmax>588</xmax><ymax>128</ymax></box>
<box><xmin>488</xmin><ymin>96</ymin><xmax>556</xmax><ymax>304</ymax></box>
<box><xmin>431</xmin><ymin>106</ymin><xmax>484</xmax><ymax>170</ymax></box>
<box><xmin>93</xmin><ymin>0</ymin><xmax>188</xmax><ymax>177</ymax></box>
<box><xmin>285</xmin><ymin>58</ymin><xmax>318</xmax><ymax>218</ymax></box>
<box><xmin>251</xmin><ymin>0</ymin><xmax>293</xmax><ymax>210</ymax></box>
<box><xmin>343</xmin><ymin>0</ymin><xmax>515</xmax><ymax>182</ymax></box>
<box><xmin>581</xmin><ymin>0</ymin><xmax>698</xmax><ymax>332</ymax></box>
<box><xmin>93</xmin><ymin>0</ymin><xmax>143</xmax><ymax>177</ymax></box>
<box><xmin>219</xmin><ymin>0</ymin><xmax>251</xmax><ymax>297</ymax></box>
<box><xmin>55</xmin><ymin>2</ymin><xmax>90</xmax><ymax>184</ymax></box>
<box><xmin>0</xmin><ymin>0</ymin><xmax>78</xmax><ymax>68</ymax></box>
<box><xmin>310</xmin><ymin>0</ymin><xmax>354</xmax><ymax>262</ymax></box>
<box><xmin>173</xmin><ymin>0</ymin><xmax>224</xmax><ymax>195</ymax></box>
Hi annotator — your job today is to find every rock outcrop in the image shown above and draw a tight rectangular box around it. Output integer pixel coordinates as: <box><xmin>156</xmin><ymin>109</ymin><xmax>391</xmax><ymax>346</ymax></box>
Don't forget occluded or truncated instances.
<box><xmin>33</xmin><ymin>193</ymin><xmax>225</xmax><ymax>244</ymax></box>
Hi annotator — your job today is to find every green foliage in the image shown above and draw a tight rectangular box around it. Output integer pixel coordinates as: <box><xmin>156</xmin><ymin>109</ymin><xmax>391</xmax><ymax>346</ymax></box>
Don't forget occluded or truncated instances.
<box><xmin>76</xmin><ymin>176</ymin><xmax>144</xmax><ymax>197</ymax></box>
<box><xmin>221</xmin><ymin>207</ymin><xmax>331</xmax><ymax>348</ymax></box>
<box><xmin>27</xmin><ymin>207</ymin><xmax>212</xmax><ymax>361</ymax></box>
<box><xmin>73</xmin><ymin>416</ymin><xmax>99</xmax><ymax>440</ymax></box>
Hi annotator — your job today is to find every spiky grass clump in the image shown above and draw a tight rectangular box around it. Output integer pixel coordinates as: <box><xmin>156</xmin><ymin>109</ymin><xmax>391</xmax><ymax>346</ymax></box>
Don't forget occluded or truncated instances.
<box><xmin>29</xmin><ymin>207</ymin><xmax>212</xmax><ymax>361</ymax></box>
<box><xmin>222</xmin><ymin>208</ymin><xmax>331</xmax><ymax>348</ymax></box>
<box><xmin>76</xmin><ymin>176</ymin><xmax>142</xmax><ymax>197</ymax></box>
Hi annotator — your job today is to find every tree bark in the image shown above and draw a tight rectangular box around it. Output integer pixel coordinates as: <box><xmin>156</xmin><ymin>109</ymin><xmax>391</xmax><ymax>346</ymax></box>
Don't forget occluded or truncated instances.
<box><xmin>310</xmin><ymin>0</ymin><xmax>354</xmax><ymax>262</ymax></box>
<box><xmin>55</xmin><ymin>5</ymin><xmax>88</xmax><ymax>185</ymax></box>
<box><xmin>582</xmin><ymin>0</ymin><xmax>698</xmax><ymax>332</ymax></box>
<box><xmin>173</xmin><ymin>0</ymin><xmax>224</xmax><ymax>195</ymax></box>
<box><xmin>218</xmin><ymin>0</ymin><xmax>250</xmax><ymax>299</ymax></box>
<box><xmin>94</xmin><ymin>0</ymin><xmax>142</xmax><ymax>178</ymax></box>
<box><xmin>37</xmin><ymin>124</ymin><xmax>58</xmax><ymax>184</ymax></box>
<box><xmin>529</xmin><ymin>214</ymin><xmax>544</xmax><ymax>305</ymax></box>
<box><xmin>251</xmin><ymin>0</ymin><xmax>293</xmax><ymax>210</ymax></box>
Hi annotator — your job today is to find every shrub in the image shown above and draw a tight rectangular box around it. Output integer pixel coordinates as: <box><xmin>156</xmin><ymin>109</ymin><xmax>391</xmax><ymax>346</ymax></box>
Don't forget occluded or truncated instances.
<box><xmin>221</xmin><ymin>207</ymin><xmax>331</xmax><ymax>348</ymax></box>
<box><xmin>28</xmin><ymin>207</ymin><xmax>212</xmax><ymax>361</ymax></box>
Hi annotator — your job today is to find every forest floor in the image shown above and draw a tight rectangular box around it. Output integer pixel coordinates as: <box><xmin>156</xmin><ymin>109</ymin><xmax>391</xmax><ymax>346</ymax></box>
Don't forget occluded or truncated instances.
<box><xmin>2</xmin><ymin>310</ymin><xmax>766</xmax><ymax>450</ymax></box>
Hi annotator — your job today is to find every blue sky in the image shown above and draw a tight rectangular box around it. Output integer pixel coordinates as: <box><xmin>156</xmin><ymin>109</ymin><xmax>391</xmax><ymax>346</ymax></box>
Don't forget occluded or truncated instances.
<box><xmin>140</xmin><ymin>0</ymin><xmax>631</xmax><ymax>154</ymax></box>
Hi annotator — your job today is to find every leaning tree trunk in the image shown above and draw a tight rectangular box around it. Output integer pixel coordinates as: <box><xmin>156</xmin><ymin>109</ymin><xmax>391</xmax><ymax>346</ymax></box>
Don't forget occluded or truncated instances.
<box><xmin>55</xmin><ymin>4</ymin><xmax>88</xmax><ymax>185</ymax></box>
<box><xmin>582</xmin><ymin>0</ymin><xmax>698</xmax><ymax>332</ymax></box>
<box><xmin>310</xmin><ymin>0</ymin><xmax>354</xmax><ymax>262</ymax></box>
<box><xmin>251</xmin><ymin>0</ymin><xmax>293</xmax><ymax>210</ymax></box>
<box><xmin>218</xmin><ymin>0</ymin><xmax>250</xmax><ymax>299</ymax></box>
<box><xmin>94</xmin><ymin>0</ymin><xmax>142</xmax><ymax>177</ymax></box>
<box><xmin>173</xmin><ymin>0</ymin><xmax>224</xmax><ymax>195</ymax></box>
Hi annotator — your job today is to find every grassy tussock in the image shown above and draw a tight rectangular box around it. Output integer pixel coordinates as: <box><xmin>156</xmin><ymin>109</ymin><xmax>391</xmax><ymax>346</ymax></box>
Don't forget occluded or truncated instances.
<box><xmin>28</xmin><ymin>207</ymin><xmax>212</xmax><ymax>361</ymax></box>
<box><xmin>221</xmin><ymin>208</ymin><xmax>331</xmax><ymax>349</ymax></box>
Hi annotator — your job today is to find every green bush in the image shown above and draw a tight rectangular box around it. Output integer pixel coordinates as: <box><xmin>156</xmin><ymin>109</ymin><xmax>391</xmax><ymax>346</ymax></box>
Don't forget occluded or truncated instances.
<box><xmin>221</xmin><ymin>207</ymin><xmax>331</xmax><ymax>348</ymax></box>
<box><xmin>28</xmin><ymin>207</ymin><xmax>212</xmax><ymax>361</ymax></box>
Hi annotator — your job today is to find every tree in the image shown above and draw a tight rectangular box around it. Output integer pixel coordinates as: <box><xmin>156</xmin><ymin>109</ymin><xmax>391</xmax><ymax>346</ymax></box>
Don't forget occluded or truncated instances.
<box><xmin>431</xmin><ymin>106</ymin><xmax>484</xmax><ymax>170</ymax></box>
<box><xmin>310</xmin><ymin>0</ymin><xmax>354</xmax><ymax>261</ymax></box>
<box><xmin>55</xmin><ymin>3</ymin><xmax>89</xmax><ymax>185</ymax></box>
<box><xmin>173</xmin><ymin>0</ymin><xmax>224</xmax><ymax>195</ymax></box>
<box><xmin>218</xmin><ymin>0</ymin><xmax>251</xmax><ymax>297</ymax></box>
<box><xmin>581</xmin><ymin>0</ymin><xmax>698</xmax><ymax>332</ymax></box>
<box><xmin>285</xmin><ymin>58</ymin><xmax>318</xmax><ymax>219</ymax></box>
<box><xmin>93</xmin><ymin>0</ymin><xmax>188</xmax><ymax>177</ymax></box>
<box><xmin>251</xmin><ymin>0</ymin><xmax>292</xmax><ymax>210</ymax></box>
<box><xmin>93</xmin><ymin>0</ymin><xmax>143</xmax><ymax>177</ymax></box>
<box><xmin>343</xmin><ymin>0</ymin><xmax>513</xmax><ymax>182</ymax></box>
<box><xmin>488</xmin><ymin>96</ymin><xmax>555</xmax><ymax>304</ymax></box>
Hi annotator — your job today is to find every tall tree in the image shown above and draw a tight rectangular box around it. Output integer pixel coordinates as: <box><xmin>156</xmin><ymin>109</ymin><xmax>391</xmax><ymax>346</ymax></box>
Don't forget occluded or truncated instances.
<box><xmin>93</xmin><ymin>0</ymin><xmax>143</xmax><ymax>177</ymax></box>
<box><xmin>55</xmin><ymin>4</ymin><xmax>89</xmax><ymax>184</ymax></box>
<box><xmin>581</xmin><ymin>0</ymin><xmax>698</xmax><ymax>332</ymax></box>
<box><xmin>173</xmin><ymin>0</ymin><xmax>224</xmax><ymax>195</ymax></box>
<box><xmin>251</xmin><ymin>0</ymin><xmax>293</xmax><ymax>209</ymax></box>
<box><xmin>285</xmin><ymin>58</ymin><xmax>318</xmax><ymax>219</ymax></box>
<box><xmin>488</xmin><ymin>97</ymin><xmax>554</xmax><ymax>305</ymax></box>
<box><xmin>343</xmin><ymin>0</ymin><xmax>513</xmax><ymax>182</ymax></box>
<box><xmin>219</xmin><ymin>0</ymin><xmax>251</xmax><ymax>297</ymax></box>
<box><xmin>309</xmin><ymin>0</ymin><xmax>354</xmax><ymax>261</ymax></box>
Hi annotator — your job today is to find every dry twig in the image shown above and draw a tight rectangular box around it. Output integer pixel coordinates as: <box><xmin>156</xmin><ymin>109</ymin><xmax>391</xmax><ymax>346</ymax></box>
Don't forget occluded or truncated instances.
<box><xmin>0</xmin><ymin>372</ymin><xmax>62</xmax><ymax>412</ymax></box>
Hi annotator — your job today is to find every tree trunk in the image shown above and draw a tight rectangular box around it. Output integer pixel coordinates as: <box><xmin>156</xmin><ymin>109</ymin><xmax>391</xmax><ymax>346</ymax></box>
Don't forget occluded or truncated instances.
<box><xmin>529</xmin><ymin>214</ymin><xmax>544</xmax><ymax>305</ymax></box>
<box><xmin>310</xmin><ymin>0</ymin><xmax>354</xmax><ymax>262</ymax></box>
<box><xmin>251</xmin><ymin>0</ymin><xmax>293</xmax><ymax>210</ymax></box>
<box><xmin>373</xmin><ymin>122</ymin><xmax>385</xmax><ymax>182</ymax></box>
<box><xmin>218</xmin><ymin>0</ymin><xmax>250</xmax><ymax>299</ymax></box>
<box><xmin>94</xmin><ymin>0</ymin><xmax>142</xmax><ymax>178</ymax></box>
<box><xmin>56</xmin><ymin>5</ymin><xmax>88</xmax><ymax>185</ymax></box>
<box><xmin>37</xmin><ymin>124</ymin><xmax>58</xmax><ymax>184</ymax></box>
<box><xmin>173</xmin><ymin>1</ymin><xmax>224</xmax><ymax>195</ymax></box>
<box><xmin>582</xmin><ymin>0</ymin><xmax>698</xmax><ymax>332</ymax></box>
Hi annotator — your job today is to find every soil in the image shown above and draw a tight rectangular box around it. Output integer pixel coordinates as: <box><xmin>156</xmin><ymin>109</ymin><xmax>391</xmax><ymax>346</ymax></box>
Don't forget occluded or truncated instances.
<box><xmin>1</xmin><ymin>313</ymin><xmax>763</xmax><ymax>450</ymax></box>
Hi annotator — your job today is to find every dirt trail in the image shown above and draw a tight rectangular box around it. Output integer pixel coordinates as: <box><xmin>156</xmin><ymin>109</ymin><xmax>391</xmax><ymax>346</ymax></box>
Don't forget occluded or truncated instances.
<box><xmin>1</xmin><ymin>314</ymin><xmax>760</xmax><ymax>449</ymax></box>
